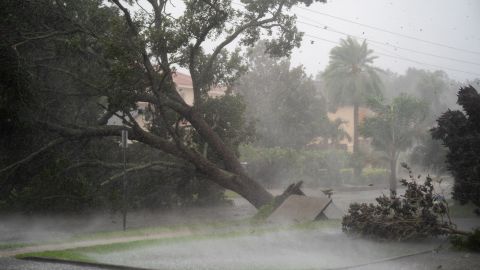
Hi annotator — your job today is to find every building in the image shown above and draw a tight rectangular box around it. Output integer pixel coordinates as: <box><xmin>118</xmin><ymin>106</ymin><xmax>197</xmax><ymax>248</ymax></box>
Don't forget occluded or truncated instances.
<box><xmin>107</xmin><ymin>72</ymin><xmax>225</xmax><ymax>128</ymax></box>
<box><xmin>327</xmin><ymin>106</ymin><xmax>373</xmax><ymax>152</ymax></box>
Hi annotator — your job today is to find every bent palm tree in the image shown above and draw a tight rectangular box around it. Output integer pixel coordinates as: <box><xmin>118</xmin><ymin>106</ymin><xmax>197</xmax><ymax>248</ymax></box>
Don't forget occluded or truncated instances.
<box><xmin>322</xmin><ymin>37</ymin><xmax>383</xmax><ymax>180</ymax></box>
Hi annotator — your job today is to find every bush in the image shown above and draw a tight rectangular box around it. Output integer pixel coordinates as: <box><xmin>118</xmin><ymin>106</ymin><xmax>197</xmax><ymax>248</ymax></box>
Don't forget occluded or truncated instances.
<box><xmin>342</xmin><ymin>164</ymin><xmax>454</xmax><ymax>240</ymax></box>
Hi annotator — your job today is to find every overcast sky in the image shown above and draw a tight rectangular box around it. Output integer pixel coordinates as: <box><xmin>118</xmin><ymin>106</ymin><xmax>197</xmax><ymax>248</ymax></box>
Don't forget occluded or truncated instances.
<box><xmin>290</xmin><ymin>0</ymin><xmax>480</xmax><ymax>82</ymax></box>
<box><xmin>134</xmin><ymin>0</ymin><xmax>480</xmax><ymax>82</ymax></box>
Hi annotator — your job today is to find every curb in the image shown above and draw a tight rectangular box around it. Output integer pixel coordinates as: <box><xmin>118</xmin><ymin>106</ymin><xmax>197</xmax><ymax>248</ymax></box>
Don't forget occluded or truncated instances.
<box><xmin>21</xmin><ymin>256</ymin><xmax>157</xmax><ymax>270</ymax></box>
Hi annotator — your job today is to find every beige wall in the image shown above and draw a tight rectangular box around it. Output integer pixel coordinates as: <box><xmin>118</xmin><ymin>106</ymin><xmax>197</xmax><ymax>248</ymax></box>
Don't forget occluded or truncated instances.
<box><xmin>327</xmin><ymin>106</ymin><xmax>373</xmax><ymax>152</ymax></box>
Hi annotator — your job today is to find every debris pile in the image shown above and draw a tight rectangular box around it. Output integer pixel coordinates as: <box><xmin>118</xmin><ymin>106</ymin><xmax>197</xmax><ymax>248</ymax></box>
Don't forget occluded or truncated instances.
<box><xmin>342</xmin><ymin>164</ymin><xmax>467</xmax><ymax>240</ymax></box>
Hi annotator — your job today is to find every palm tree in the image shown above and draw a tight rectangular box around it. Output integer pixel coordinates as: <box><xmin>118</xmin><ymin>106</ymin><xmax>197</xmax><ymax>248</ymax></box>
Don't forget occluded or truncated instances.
<box><xmin>322</xmin><ymin>37</ymin><xmax>383</xmax><ymax>180</ymax></box>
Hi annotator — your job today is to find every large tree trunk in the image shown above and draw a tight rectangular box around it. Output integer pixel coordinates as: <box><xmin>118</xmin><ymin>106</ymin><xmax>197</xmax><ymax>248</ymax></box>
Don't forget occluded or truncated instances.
<box><xmin>130</xmin><ymin>125</ymin><xmax>274</xmax><ymax>209</ymax></box>
<box><xmin>353</xmin><ymin>102</ymin><xmax>362</xmax><ymax>181</ymax></box>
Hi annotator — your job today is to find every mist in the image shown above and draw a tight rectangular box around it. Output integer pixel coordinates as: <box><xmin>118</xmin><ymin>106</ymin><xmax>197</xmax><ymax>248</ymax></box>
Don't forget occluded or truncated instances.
<box><xmin>1</xmin><ymin>0</ymin><xmax>480</xmax><ymax>269</ymax></box>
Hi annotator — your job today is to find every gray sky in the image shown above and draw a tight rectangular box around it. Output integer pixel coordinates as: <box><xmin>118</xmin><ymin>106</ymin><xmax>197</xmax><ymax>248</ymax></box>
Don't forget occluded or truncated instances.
<box><xmin>135</xmin><ymin>0</ymin><xmax>480</xmax><ymax>82</ymax></box>
<box><xmin>290</xmin><ymin>0</ymin><xmax>480</xmax><ymax>81</ymax></box>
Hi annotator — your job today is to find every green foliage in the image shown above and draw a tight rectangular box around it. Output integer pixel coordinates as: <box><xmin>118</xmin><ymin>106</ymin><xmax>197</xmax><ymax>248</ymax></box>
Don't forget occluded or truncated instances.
<box><xmin>431</xmin><ymin>86</ymin><xmax>480</xmax><ymax>210</ymax></box>
<box><xmin>240</xmin><ymin>145</ymin><xmax>350</xmax><ymax>187</ymax></box>
<box><xmin>362</xmin><ymin>94</ymin><xmax>427</xmax><ymax>154</ymax></box>
<box><xmin>342</xmin><ymin>166</ymin><xmax>452</xmax><ymax>240</ymax></box>
<box><xmin>450</xmin><ymin>229</ymin><xmax>480</xmax><ymax>252</ymax></box>
<box><xmin>361</xmin><ymin>94</ymin><xmax>427</xmax><ymax>191</ymax></box>
<box><xmin>235</xmin><ymin>41</ymin><xmax>331</xmax><ymax>148</ymax></box>
<box><xmin>1</xmin><ymin>0</ymin><xmax>329</xmax><ymax>212</ymax></box>
<box><xmin>195</xmin><ymin>94</ymin><xmax>254</xmax><ymax>154</ymax></box>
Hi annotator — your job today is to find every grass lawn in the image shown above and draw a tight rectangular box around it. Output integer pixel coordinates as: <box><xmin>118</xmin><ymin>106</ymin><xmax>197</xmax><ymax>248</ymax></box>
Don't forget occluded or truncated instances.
<box><xmin>16</xmin><ymin>219</ymin><xmax>341</xmax><ymax>264</ymax></box>
<box><xmin>0</xmin><ymin>243</ymin><xmax>29</xmax><ymax>250</ymax></box>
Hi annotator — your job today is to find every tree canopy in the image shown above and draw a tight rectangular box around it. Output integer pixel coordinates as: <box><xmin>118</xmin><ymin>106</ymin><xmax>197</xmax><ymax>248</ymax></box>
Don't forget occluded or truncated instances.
<box><xmin>431</xmin><ymin>85</ymin><xmax>480</xmax><ymax>210</ymax></box>
<box><xmin>1</xmin><ymin>0</ymin><xmax>328</xmax><ymax>210</ymax></box>
<box><xmin>235</xmin><ymin>41</ymin><xmax>331</xmax><ymax>149</ymax></box>
<box><xmin>322</xmin><ymin>36</ymin><xmax>383</xmax><ymax>180</ymax></box>
<box><xmin>361</xmin><ymin>94</ymin><xmax>427</xmax><ymax>195</ymax></box>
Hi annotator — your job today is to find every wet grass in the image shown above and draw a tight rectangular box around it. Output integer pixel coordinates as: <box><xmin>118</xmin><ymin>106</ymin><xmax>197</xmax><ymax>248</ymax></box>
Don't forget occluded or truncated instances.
<box><xmin>17</xmin><ymin>219</ymin><xmax>341</xmax><ymax>263</ymax></box>
<box><xmin>0</xmin><ymin>242</ymin><xmax>29</xmax><ymax>250</ymax></box>
<box><xmin>17</xmin><ymin>249</ymin><xmax>96</xmax><ymax>263</ymax></box>
<box><xmin>69</xmin><ymin>218</ymin><xmax>251</xmax><ymax>241</ymax></box>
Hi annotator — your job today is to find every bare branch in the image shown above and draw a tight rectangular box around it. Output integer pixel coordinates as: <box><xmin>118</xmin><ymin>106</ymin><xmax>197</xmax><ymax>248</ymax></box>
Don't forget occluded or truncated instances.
<box><xmin>11</xmin><ymin>30</ymin><xmax>82</xmax><ymax>51</ymax></box>
<box><xmin>0</xmin><ymin>138</ymin><xmax>65</xmax><ymax>174</ymax></box>
<box><xmin>111</xmin><ymin>0</ymin><xmax>158</xmax><ymax>88</ymax></box>
<box><xmin>198</xmin><ymin>2</ymin><xmax>285</xmax><ymax>89</ymax></box>
<box><xmin>101</xmin><ymin>160</ymin><xmax>188</xmax><ymax>185</ymax></box>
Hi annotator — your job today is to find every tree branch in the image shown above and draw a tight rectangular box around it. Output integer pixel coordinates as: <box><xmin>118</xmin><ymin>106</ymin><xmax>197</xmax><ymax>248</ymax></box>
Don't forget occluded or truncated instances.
<box><xmin>100</xmin><ymin>160</ymin><xmax>188</xmax><ymax>185</ymax></box>
<box><xmin>198</xmin><ymin>2</ymin><xmax>285</xmax><ymax>85</ymax></box>
<box><xmin>11</xmin><ymin>30</ymin><xmax>82</xmax><ymax>51</ymax></box>
<box><xmin>0</xmin><ymin>138</ymin><xmax>65</xmax><ymax>174</ymax></box>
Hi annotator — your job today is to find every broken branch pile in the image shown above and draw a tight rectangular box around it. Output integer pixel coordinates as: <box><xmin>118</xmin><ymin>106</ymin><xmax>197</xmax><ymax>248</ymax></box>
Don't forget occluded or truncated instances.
<box><xmin>342</xmin><ymin>164</ymin><xmax>466</xmax><ymax>240</ymax></box>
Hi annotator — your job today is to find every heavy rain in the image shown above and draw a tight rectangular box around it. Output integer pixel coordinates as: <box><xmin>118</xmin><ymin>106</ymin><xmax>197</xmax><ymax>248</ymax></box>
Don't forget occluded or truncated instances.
<box><xmin>1</xmin><ymin>0</ymin><xmax>480</xmax><ymax>269</ymax></box>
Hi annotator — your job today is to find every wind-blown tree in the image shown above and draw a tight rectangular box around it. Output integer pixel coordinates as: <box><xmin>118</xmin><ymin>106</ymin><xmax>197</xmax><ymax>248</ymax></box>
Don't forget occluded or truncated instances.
<box><xmin>235</xmin><ymin>41</ymin><xmax>331</xmax><ymax>149</ymax></box>
<box><xmin>1</xmin><ymin>0</ymin><xmax>326</xmax><ymax>209</ymax></box>
<box><xmin>322</xmin><ymin>37</ymin><xmax>383</xmax><ymax>180</ymax></box>
<box><xmin>431</xmin><ymin>86</ymin><xmax>480</xmax><ymax>210</ymax></box>
<box><xmin>360</xmin><ymin>94</ymin><xmax>427</xmax><ymax>196</ymax></box>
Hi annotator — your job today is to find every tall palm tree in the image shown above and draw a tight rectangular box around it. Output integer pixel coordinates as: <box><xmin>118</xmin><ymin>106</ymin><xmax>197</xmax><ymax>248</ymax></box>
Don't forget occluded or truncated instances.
<box><xmin>322</xmin><ymin>37</ymin><xmax>383</xmax><ymax>180</ymax></box>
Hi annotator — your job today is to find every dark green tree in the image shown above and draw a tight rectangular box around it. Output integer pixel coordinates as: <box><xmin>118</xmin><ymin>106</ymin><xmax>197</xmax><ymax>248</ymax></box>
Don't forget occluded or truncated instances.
<box><xmin>1</xmin><ymin>0</ymin><xmax>326</xmax><ymax>209</ymax></box>
<box><xmin>431</xmin><ymin>85</ymin><xmax>480</xmax><ymax>210</ymax></box>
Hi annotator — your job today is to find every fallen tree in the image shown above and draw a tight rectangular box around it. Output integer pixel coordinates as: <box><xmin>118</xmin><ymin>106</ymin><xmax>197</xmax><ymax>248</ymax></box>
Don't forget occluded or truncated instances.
<box><xmin>342</xmin><ymin>163</ymin><xmax>468</xmax><ymax>240</ymax></box>
<box><xmin>2</xmin><ymin>0</ymin><xmax>326</xmax><ymax>209</ymax></box>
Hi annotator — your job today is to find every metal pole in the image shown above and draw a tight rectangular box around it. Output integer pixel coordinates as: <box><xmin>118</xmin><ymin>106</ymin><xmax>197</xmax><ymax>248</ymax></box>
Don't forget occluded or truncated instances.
<box><xmin>121</xmin><ymin>130</ymin><xmax>128</xmax><ymax>231</ymax></box>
